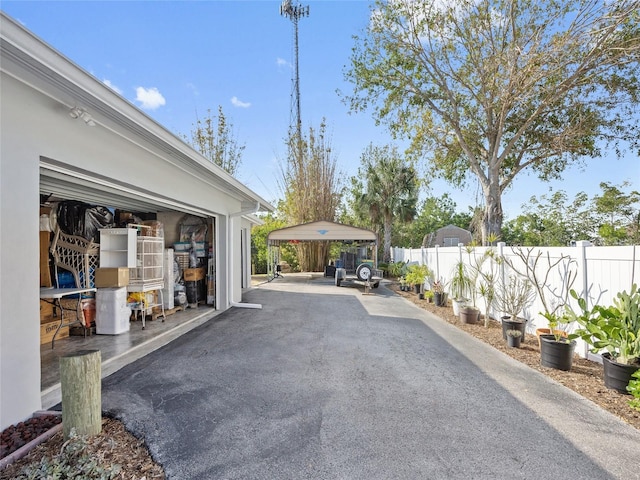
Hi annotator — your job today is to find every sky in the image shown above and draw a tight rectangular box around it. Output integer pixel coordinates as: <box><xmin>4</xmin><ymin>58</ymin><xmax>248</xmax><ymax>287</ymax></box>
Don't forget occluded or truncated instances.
<box><xmin>2</xmin><ymin>0</ymin><xmax>638</xmax><ymax>220</ymax></box>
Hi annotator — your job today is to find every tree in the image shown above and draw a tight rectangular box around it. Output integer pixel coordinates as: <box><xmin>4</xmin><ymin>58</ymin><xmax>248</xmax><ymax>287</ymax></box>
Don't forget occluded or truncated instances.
<box><xmin>279</xmin><ymin>120</ymin><xmax>342</xmax><ymax>271</ymax></box>
<box><xmin>502</xmin><ymin>190</ymin><xmax>594</xmax><ymax>246</ymax></box>
<box><xmin>352</xmin><ymin>143</ymin><xmax>419</xmax><ymax>262</ymax></box>
<box><xmin>593</xmin><ymin>181</ymin><xmax>640</xmax><ymax>245</ymax></box>
<box><xmin>251</xmin><ymin>213</ymin><xmax>288</xmax><ymax>274</ymax></box>
<box><xmin>344</xmin><ymin>0</ymin><xmax>640</xmax><ymax>244</ymax></box>
<box><xmin>183</xmin><ymin>105</ymin><xmax>245</xmax><ymax>176</ymax></box>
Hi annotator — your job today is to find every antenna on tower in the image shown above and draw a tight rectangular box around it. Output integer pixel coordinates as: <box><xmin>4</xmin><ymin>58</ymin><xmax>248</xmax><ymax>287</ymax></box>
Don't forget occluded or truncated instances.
<box><xmin>280</xmin><ymin>0</ymin><xmax>309</xmax><ymax>155</ymax></box>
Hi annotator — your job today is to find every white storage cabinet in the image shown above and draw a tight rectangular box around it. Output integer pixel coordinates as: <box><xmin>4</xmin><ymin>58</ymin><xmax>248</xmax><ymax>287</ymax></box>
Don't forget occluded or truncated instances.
<box><xmin>99</xmin><ymin>228</ymin><xmax>137</xmax><ymax>268</ymax></box>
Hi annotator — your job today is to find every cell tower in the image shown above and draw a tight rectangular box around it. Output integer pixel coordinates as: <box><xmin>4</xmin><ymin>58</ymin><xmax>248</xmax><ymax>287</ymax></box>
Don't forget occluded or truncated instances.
<box><xmin>280</xmin><ymin>0</ymin><xmax>309</xmax><ymax>145</ymax></box>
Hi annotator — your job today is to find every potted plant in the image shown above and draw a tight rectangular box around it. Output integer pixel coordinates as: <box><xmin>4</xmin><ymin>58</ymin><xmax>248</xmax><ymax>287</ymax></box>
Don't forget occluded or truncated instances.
<box><xmin>432</xmin><ymin>280</ymin><xmax>446</xmax><ymax>306</ymax></box>
<box><xmin>424</xmin><ymin>289</ymin><xmax>434</xmax><ymax>303</ymax></box>
<box><xmin>475</xmin><ymin>249</ymin><xmax>501</xmax><ymax>328</ymax></box>
<box><xmin>458</xmin><ymin>246</ymin><xmax>487</xmax><ymax>324</ymax></box>
<box><xmin>404</xmin><ymin>264</ymin><xmax>433</xmax><ymax>295</ymax></box>
<box><xmin>495</xmin><ymin>275</ymin><xmax>535</xmax><ymax>342</ymax></box>
<box><xmin>538</xmin><ymin>311</ymin><xmax>577</xmax><ymax>371</ymax></box>
<box><xmin>502</xmin><ymin>247</ymin><xmax>578</xmax><ymax>350</ymax></box>
<box><xmin>449</xmin><ymin>261</ymin><xmax>473</xmax><ymax>316</ymax></box>
<box><xmin>568</xmin><ymin>284</ymin><xmax>640</xmax><ymax>393</ymax></box>
<box><xmin>506</xmin><ymin>329</ymin><xmax>522</xmax><ymax>348</ymax></box>
<box><xmin>477</xmin><ymin>278</ymin><xmax>496</xmax><ymax>328</ymax></box>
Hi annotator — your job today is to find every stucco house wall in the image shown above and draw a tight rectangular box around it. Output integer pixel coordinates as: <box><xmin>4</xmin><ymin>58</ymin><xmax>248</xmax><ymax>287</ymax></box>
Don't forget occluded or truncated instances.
<box><xmin>0</xmin><ymin>13</ymin><xmax>273</xmax><ymax>429</ymax></box>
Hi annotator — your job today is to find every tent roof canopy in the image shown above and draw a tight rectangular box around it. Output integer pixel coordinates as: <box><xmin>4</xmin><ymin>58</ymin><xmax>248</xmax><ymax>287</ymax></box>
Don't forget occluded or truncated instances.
<box><xmin>267</xmin><ymin>221</ymin><xmax>377</xmax><ymax>246</ymax></box>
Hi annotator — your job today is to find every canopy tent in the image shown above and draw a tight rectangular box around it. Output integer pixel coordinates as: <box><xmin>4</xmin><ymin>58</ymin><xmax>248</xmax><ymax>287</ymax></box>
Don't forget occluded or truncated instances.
<box><xmin>267</xmin><ymin>221</ymin><xmax>377</xmax><ymax>246</ymax></box>
<box><xmin>266</xmin><ymin>221</ymin><xmax>378</xmax><ymax>278</ymax></box>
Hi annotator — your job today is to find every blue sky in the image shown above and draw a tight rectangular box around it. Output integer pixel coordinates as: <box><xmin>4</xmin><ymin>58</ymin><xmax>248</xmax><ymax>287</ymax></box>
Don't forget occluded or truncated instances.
<box><xmin>2</xmin><ymin>0</ymin><xmax>638</xmax><ymax>219</ymax></box>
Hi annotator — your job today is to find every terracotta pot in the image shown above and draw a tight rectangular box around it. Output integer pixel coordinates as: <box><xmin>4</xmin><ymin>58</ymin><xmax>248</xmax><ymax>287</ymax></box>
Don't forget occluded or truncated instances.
<box><xmin>535</xmin><ymin>328</ymin><xmax>567</xmax><ymax>347</ymax></box>
<box><xmin>459</xmin><ymin>306</ymin><xmax>480</xmax><ymax>324</ymax></box>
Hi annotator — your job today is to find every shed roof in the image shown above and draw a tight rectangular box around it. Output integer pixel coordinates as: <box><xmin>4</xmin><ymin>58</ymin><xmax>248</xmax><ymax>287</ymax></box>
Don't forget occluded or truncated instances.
<box><xmin>267</xmin><ymin>221</ymin><xmax>377</xmax><ymax>246</ymax></box>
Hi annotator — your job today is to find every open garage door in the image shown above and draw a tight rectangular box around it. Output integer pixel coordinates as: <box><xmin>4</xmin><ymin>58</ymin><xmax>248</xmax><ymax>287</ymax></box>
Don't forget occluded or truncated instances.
<box><xmin>40</xmin><ymin>157</ymin><xmax>218</xmax><ymax>217</ymax></box>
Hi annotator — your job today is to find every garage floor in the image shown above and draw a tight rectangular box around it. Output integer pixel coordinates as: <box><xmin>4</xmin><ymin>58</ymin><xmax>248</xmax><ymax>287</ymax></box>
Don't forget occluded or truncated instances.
<box><xmin>40</xmin><ymin>303</ymin><xmax>220</xmax><ymax>409</ymax></box>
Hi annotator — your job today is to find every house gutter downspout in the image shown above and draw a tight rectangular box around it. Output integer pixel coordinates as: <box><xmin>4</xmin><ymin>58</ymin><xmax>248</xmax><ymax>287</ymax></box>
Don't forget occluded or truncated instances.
<box><xmin>228</xmin><ymin>202</ymin><xmax>262</xmax><ymax>309</ymax></box>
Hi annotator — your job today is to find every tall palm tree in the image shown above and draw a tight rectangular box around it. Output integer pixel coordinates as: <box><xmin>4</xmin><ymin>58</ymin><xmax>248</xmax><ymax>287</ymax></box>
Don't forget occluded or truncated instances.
<box><xmin>355</xmin><ymin>144</ymin><xmax>419</xmax><ymax>263</ymax></box>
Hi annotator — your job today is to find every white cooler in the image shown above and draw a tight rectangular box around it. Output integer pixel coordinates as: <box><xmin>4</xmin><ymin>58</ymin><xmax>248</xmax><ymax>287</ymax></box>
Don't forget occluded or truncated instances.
<box><xmin>96</xmin><ymin>287</ymin><xmax>131</xmax><ymax>335</ymax></box>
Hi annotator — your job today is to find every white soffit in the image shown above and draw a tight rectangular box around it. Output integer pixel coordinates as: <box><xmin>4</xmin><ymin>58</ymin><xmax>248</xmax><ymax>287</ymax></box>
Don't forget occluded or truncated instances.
<box><xmin>268</xmin><ymin>221</ymin><xmax>377</xmax><ymax>246</ymax></box>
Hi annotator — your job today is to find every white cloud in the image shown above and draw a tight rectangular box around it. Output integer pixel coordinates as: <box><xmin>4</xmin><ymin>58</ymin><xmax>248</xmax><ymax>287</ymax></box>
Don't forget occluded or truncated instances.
<box><xmin>231</xmin><ymin>96</ymin><xmax>251</xmax><ymax>108</ymax></box>
<box><xmin>186</xmin><ymin>82</ymin><xmax>199</xmax><ymax>96</ymax></box>
<box><xmin>135</xmin><ymin>87</ymin><xmax>166</xmax><ymax>110</ymax></box>
<box><xmin>103</xmin><ymin>79</ymin><xmax>123</xmax><ymax>95</ymax></box>
<box><xmin>276</xmin><ymin>57</ymin><xmax>291</xmax><ymax>69</ymax></box>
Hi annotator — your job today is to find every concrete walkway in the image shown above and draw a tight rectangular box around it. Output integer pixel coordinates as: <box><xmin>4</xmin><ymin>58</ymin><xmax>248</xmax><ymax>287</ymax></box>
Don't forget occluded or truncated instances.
<box><xmin>102</xmin><ymin>275</ymin><xmax>640</xmax><ymax>479</ymax></box>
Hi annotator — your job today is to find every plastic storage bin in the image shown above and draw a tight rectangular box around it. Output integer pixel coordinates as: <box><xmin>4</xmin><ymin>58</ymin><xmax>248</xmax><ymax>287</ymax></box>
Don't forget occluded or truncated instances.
<box><xmin>96</xmin><ymin>287</ymin><xmax>131</xmax><ymax>335</ymax></box>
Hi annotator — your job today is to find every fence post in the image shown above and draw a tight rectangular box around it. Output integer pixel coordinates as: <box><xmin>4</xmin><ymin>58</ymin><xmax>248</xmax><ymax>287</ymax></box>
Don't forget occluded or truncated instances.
<box><xmin>435</xmin><ymin>245</ymin><xmax>440</xmax><ymax>281</ymax></box>
<box><xmin>497</xmin><ymin>242</ymin><xmax>507</xmax><ymax>318</ymax></box>
<box><xmin>574</xmin><ymin>240</ymin><xmax>591</xmax><ymax>358</ymax></box>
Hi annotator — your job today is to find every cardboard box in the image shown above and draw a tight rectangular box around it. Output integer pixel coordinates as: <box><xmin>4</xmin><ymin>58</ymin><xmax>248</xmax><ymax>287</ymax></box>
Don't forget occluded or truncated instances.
<box><xmin>184</xmin><ymin>267</ymin><xmax>205</xmax><ymax>282</ymax></box>
<box><xmin>95</xmin><ymin>267</ymin><xmax>130</xmax><ymax>287</ymax></box>
<box><xmin>40</xmin><ymin>300</ymin><xmax>54</xmax><ymax>324</ymax></box>
<box><xmin>40</xmin><ymin>321</ymin><xmax>69</xmax><ymax>345</ymax></box>
<box><xmin>40</xmin><ymin>231</ymin><xmax>52</xmax><ymax>287</ymax></box>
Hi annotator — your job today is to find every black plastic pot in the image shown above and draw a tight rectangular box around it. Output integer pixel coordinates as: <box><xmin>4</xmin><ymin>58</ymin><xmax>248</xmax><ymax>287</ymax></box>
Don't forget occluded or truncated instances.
<box><xmin>602</xmin><ymin>353</ymin><xmax>640</xmax><ymax>394</ymax></box>
<box><xmin>540</xmin><ymin>335</ymin><xmax>576</xmax><ymax>371</ymax></box>
<box><xmin>507</xmin><ymin>335</ymin><xmax>522</xmax><ymax>348</ymax></box>
<box><xmin>501</xmin><ymin>317</ymin><xmax>527</xmax><ymax>342</ymax></box>
<box><xmin>434</xmin><ymin>292</ymin><xmax>445</xmax><ymax>306</ymax></box>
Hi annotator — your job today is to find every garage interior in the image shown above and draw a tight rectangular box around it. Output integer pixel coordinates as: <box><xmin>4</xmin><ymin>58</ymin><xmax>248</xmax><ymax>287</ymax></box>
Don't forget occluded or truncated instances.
<box><xmin>39</xmin><ymin>164</ymin><xmax>223</xmax><ymax>408</ymax></box>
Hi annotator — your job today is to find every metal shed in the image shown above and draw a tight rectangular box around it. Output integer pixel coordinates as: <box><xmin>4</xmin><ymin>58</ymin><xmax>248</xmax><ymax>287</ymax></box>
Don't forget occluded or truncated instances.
<box><xmin>267</xmin><ymin>221</ymin><xmax>378</xmax><ymax>277</ymax></box>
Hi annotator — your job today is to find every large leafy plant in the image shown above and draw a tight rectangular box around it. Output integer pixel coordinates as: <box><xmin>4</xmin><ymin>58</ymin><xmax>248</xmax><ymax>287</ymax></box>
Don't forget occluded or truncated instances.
<box><xmin>568</xmin><ymin>284</ymin><xmax>640</xmax><ymax>365</ymax></box>
<box><xmin>448</xmin><ymin>261</ymin><xmax>473</xmax><ymax>301</ymax></box>
<box><xmin>404</xmin><ymin>264</ymin><xmax>433</xmax><ymax>288</ymax></box>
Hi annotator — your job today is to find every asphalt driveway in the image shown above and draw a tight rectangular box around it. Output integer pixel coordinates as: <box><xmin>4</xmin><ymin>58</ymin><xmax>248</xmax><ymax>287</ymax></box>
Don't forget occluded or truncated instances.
<box><xmin>102</xmin><ymin>275</ymin><xmax>640</xmax><ymax>479</ymax></box>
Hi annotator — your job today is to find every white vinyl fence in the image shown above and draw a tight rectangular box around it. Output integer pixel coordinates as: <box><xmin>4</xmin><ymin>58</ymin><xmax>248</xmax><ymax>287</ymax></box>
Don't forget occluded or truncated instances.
<box><xmin>390</xmin><ymin>242</ymin><xmax>640</xmax><ymax>361</ymax></box>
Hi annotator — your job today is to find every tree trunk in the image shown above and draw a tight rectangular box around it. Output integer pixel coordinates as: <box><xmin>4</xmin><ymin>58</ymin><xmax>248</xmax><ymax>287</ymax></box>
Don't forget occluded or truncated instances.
<box><xmin>482</xmin><ymin>181</ymin><xmax>504</xmax><ymax>245</ymax></box>
<box><xmin>383</xmin><ymin>215</ymin><xmax>392</xmax><ymax>263</ymax></box>
<box><xmin>60</xmin><ymin>350</ymin><xmax>102</xmax><ymax>439</ymax></box>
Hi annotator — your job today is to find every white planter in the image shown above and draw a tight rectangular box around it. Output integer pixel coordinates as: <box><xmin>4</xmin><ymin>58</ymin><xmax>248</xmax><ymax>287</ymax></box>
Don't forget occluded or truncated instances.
<box><xmin>452</xmin><ymin>298</ymin><xmax>467</xmax><ymax>316</ymax></box>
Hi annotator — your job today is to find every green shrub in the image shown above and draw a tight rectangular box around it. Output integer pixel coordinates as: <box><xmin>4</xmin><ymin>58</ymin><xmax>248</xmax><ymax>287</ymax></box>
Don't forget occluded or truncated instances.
<box><xmin>628</xmin><ymin>369</ymin><xmax>640</xmax><ymax>412</ymax></box>
<box><xmin>388</xmin><ymin>261</ymin><xmax>408</xmax><ymax>278</ymax></box>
